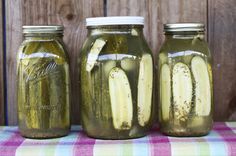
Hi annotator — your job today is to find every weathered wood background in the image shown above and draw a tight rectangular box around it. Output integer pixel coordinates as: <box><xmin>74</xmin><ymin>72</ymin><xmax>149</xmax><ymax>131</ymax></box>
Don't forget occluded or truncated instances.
<box><xmin>0</xmin><ymin>0</ymin><xmax>235</xmax><ymax>125</ymax></box>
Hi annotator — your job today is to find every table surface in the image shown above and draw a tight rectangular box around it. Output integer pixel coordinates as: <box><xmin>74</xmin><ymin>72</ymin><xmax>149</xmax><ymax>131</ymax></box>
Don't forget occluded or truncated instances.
<box><xmin>0</xmin><ymin>122</ymin><xmax>236</xmax><ymax>156</ymax></box>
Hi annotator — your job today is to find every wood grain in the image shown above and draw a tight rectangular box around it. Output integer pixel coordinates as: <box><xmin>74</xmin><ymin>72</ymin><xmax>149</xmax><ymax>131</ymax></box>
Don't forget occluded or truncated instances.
<box><xmin>6</xmin><ymin>0</ymin><xmax>104</xmax><ymax>125</ymax></box>
<box><xmin>208</xmin><ymin>0</ymin><xmax>236</xmax><ymax>121</ymax></box>
<box><xmin>0</xmin><ymin>0</ymin><xmax>5</xmax><ymax>125</ymax></box>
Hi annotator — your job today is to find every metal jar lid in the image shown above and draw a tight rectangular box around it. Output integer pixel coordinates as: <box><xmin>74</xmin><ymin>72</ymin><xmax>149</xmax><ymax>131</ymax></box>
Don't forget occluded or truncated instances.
<box><xmin>164</xmin><ymin>23</ymin><xmax>205</xmax><ymax>32</ymax></box>
<box><xmin>23</xmin><ymin>25</ymin><xmax>64</xmax><ymax>34</ymax></box>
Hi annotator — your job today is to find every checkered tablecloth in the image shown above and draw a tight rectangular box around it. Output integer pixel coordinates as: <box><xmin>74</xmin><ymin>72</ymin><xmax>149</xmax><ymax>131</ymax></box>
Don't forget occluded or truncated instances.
<box><xmin>0</xmin><ymin>122</ymin><xmax>236</xmax><ymax>156</ymax></box>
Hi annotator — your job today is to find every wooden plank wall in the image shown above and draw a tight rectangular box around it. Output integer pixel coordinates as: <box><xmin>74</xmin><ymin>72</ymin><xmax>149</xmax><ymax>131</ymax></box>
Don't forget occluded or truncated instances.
<box><xmin>0</xmin><ymin>0</ymin><xmax>4</xmax><ymax>125</ymax></box>
<box><xmin>107</xmin><ymin>0</ymin><xmax>207</xmax><ymax>58</ymax></box>
<box><xmin>1</xmin><ymin>0</ymin><xmax>235</xmax><ymax>125</ymax></box>
<box><xmin>208</xmin><ymin>0</ymin><xmax>236</xmax><ymax>121</ymax></box>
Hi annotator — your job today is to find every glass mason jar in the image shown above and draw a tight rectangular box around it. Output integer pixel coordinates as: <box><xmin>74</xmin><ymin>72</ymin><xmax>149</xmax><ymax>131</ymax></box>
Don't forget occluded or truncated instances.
<box><xmin>80</xmin><ymin>17</ymin><xmax>154</xmax><ymax>139</ymax></box>
<box><xmin>17</xmin><ymin>26</ymin><xmax>70</xmax><ymax>138</ymax></box>
<box><xmin>158</xmin><ymin>23</ymin><xmax>213</xmax><ymax>136</ymax></box>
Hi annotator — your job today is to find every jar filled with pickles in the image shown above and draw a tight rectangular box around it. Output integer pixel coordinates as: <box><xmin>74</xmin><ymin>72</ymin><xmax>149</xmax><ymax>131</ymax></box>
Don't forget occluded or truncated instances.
<box><xmin>158</xmin><ymin>23</ymin><xmax>213</xmax><ymax>136</ymax></box>
<box><xmin>80</xmin><ymin>17</ymin><xmax>154</xmax><ymax>139</ymax></box>
<box><xmin>17</xmin><ymin>26</ymin><xmax>70</xmax><ymax>138</ymax></box>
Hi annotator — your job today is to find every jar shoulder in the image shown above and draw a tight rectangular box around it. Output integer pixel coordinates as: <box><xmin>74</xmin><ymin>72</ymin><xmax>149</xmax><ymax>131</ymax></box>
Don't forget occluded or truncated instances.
<box><xmin>18</xmin><ymin>39</ymin><xmax>69</xmax><ymax>63</ymax></box>
<box><xmin>159</xmin><ymin>38</ymin><xmax>211</xmax><ymax>57</ymax></box>
<box><xmin>81</xmin><ymin>34</ymin><xmax>152</xmax><ymax>58</ymax></box>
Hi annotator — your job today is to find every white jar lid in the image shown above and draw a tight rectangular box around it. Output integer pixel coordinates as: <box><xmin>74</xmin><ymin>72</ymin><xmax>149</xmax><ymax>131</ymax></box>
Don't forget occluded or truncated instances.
<box><xmin>86</xmin><ymin>16</ymin><xmax>144</xmax><ymax>26</ymax></box>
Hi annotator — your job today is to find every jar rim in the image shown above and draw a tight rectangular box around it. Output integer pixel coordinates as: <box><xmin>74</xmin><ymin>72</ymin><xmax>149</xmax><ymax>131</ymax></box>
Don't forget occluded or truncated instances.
<box><xmin>23</xmin><ymin>25</ymin><xmax>64</xmax><ymax>34</ymax></box>
<box><xmin>164</xmin><ymin>23</ymin><xmax>205</xmax><ymax>32</ymax></box>
<box><xmin>86</xmin><ymin>16</ymin><xmax>144</xmax><ymax>26</ymax></box>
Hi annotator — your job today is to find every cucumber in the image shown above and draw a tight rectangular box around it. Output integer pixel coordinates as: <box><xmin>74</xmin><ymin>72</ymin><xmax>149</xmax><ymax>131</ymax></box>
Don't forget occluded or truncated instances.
<box><xmin>191</xmin><ymin>56</ymin><xmax>211</xmax><ymax>116</ymax></box>
<box><xmin>172</xmin><ymin>62</ymin><xmax>193</xmax><ymax>122</ymax></box>
<box><xmin>137</xmin><ymin>54</ymin><xmax>153</xmax><ymax>126</ymax></box>
<box><xmin>160</xmin><ymin>64</ymin><xmax>171</xmax><ymax>121</ymax></box>
<box><xmin>86</xmin><ymin>38</ymin><xmax>106</xmax><ymax>72</ymax></box>
<box><xmin>109</xmin><ymin>67</ymin><xmax>133</xmax><ymax>130</ymax></box>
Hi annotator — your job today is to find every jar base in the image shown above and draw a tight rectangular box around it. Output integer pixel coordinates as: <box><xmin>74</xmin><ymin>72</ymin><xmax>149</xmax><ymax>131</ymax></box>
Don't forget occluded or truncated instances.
<box><xmin>19</xmin><ymin>128</ymin><xmax>70</xmax><ymax>139</ymax></box>
<box><xmin>161</xmin><ymin>129</ymin><xmax>210</xmax><ymax>137</ymax></box>
<box><xmin>86</xmin><ymin>133</ymin><xmax>146</xmax><ymax>140</ymax></box>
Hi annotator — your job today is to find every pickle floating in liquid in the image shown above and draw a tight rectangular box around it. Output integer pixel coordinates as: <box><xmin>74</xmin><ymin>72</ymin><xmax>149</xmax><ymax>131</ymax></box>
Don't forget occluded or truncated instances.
<box><xmin>160</xmin><ymin>64</ymin><xmax>171</xmax><ymax>121</ymax></box>
<box><xmin>109</xmin><ymin>67</ymin><xmax>133</xmax><ymax>130</ymax></box>
<box><xmin>137</xmin><ymin>54</ymin><xmax>153</xmax><ymax>126</ymax></box>
<box><xmin>49</xmin><ymin>63</ymin><xmax>70</xmax><ymax>128</ymax></box>
<box><xmin>86</xmin><ymin>38</ymin><xmax>106</xmax><ymax>72</ymax></box>
<box><xmin>172</xmin><ymin>62</ymin><xmax>193</xmax><ymax>122</ymax></box>
<box><xmin>191</xmin><ymin>56</ymin><xmax>211</xmax><ymax>116</ymax></box>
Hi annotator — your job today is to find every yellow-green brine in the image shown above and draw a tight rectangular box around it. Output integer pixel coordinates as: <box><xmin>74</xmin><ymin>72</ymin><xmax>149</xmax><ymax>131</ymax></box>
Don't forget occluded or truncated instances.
<box><xmin>158</xmin><ymin>23</ymin><xmax>213</xmax><ymax>136</ymax></box>
<box><xmin>17</xmin><ymin>26</ymin><xmax>70</xmax><ymax>138</ymax></box>
<box><xmin>80</xmin><ymin>16</ymin><xmax>154</xmax><ymax>139</ymax></box>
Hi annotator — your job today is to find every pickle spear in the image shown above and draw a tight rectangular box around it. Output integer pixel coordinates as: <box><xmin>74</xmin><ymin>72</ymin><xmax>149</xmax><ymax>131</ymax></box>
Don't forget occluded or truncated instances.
<box><xmin>109</xmin><ymin>67</ymin><xmax>133</xmax><ymax>130</ymax></box>
<box><xmin>27</xmin><ymin>58</ymin><xmax>44</xmax><ymax>129</ymax></box>
<box><xmin>18</xmin><ymin>42</ymin><xmax>41</xmax><ymax>129</ymax></box>
<box><xmin>101</xmin><ymin>60</ymin><xmax>116</xmax><ymax>120</ymax></box>
<box><xmin>191</xmin><ymin>56</ymin><xmax>211</xmax><ymax>116</ymax></box>
<box><xmin>49</xmin><ymin>62</ymin><xmax>69</xmax><ymax>128</ymax></box>
<box><xmin>33</xmin><ymin>58</ymin><xmax>51</xmax><ymax>129</ymax></box>
<box><xmin>38</xmin><ymin>74</ymin><xmax>50</xmax><ymax>129</ymax></box>
<box><xmin>160</xmin><ymin>64</ymin><xmax>171</xmax><ymax>121</ymax></box>
<box><xmin>137</xmin><ymin>54</ymin><xmax>153</xmax><ymax>126</ymax></box>
<box><xmin>172</xmin><ymin>62</ymin><xmax>193</xmax><ymax>122</ymax></box>
<box><xmin>86</xmin><ymin>38</ymin><xmax>106</xmax><ymax>72</ymax></box>
<box><xmin>28</xmin><ymin>79</ymin><xmax>40</xmax><ymax>129</ymax></box>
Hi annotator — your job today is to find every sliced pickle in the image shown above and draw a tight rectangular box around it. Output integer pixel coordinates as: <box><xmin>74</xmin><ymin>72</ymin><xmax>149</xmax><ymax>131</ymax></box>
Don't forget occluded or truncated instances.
<box><xmin>86</xmin><ymin>38</ymin><xmax>106</xmax><ymax>72</ymax></box>
<box><xmin>160</xmin><ymin>64</ymin><xmax>171</xmax><ymax>121</ymax></box>
<box><xmin>49</xmin><ymin>63</ymin><xmax>69</xmax><ymax>128</ymax></box>
<box><xmin>191</xmin><ymin>56</ymin><xmax>211</xmax><ymax>116</ymax></box>
<box><xmin>92</xmin><ymin>65</ymin><xmax>111</xmax><ymax>120</ymax></box>
<box><xmin>38</xmin><ymin>76</ymin><xmax>50</xmax><ymax>129</ymax></box>
<box><xmin>102</xmin><ymin>60</ymin><xmax>116</xmax><ymax>120</ymax></box>
<box><xmin>108</xmin><ymin>67</ymin><xmax>133</xmax><ymax>130</ymax></box>
<box><xmin>137</xmin><ymin>54</ymin><xmax>153</xmax><ymax>126</ymax></box>
<box><xmin>159</xmin><ymin>53</ymin><xmax>168</xmax><ymax>64</ymax></box>
<box><xmin>121</xmin><ymin>58</ymin><xmax>137</xmax><ymax>71</ymax></box>
<box><xmin>172</xmin><ymin>62</ymin><xmax>192</xmax><ymax>122</ymax></box>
